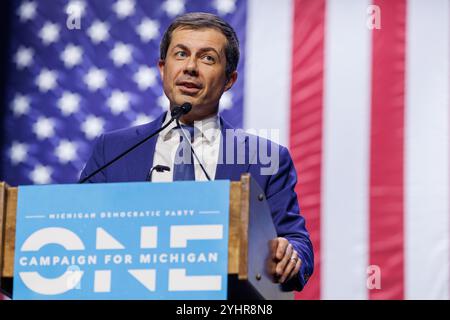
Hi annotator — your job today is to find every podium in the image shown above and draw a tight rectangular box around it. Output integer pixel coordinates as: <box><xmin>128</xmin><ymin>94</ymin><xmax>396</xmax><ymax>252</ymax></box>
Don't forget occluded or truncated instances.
<box><xmin>0</xmin><ymin>174</ymin><xmax>293</xmax><ymax>300</ymax></box>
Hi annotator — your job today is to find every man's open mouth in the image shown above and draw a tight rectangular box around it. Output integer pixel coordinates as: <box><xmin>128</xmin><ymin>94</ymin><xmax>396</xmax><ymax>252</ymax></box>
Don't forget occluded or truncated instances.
<box><xmin>176</xmin><ymin>81</ymin><xmax>203</xmax><ymax>94</ymax></box>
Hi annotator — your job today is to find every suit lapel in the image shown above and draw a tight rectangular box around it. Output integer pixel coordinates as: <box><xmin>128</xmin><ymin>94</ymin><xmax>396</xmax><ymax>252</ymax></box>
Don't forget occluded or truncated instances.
<box><xmin>214</xmin><ymin>117</ymin><xmax>250</xmax><ymax>181</ymax></box>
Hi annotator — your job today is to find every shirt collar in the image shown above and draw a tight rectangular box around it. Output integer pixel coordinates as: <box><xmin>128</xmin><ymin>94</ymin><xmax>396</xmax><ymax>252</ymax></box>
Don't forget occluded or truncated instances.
<box><xmin>159</xmin><ymin>111</ymin><xmax>221</xmax><ymax>143</ymax></box>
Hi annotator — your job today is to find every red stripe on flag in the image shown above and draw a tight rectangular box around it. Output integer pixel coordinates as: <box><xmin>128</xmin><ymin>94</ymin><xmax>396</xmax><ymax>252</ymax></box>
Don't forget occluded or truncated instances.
<box><xmin>369</xmin><ymin>0</ymin><xmax>406</xmax><ymax>300</ymax></box>
<box><xmin>289</xmin><ymin>0</ymin><xmax>326</xmax><ymax>300</ymax></box>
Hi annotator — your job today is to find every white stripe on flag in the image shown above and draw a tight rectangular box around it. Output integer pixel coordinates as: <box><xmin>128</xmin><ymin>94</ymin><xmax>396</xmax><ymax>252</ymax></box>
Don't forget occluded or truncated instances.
<box><xmin>405</xmin><ymin>0</ymin><xmax>450</xmax><ymax>300</ymax></box>
<box><xmin>322</xmin><ymin>0</ymin><xmax>372</xmax><ymax>300</ymax></box>
<box><xmin>244</xmin><ymin>0</ymin><xmax>293</xmax><ymax>147</ymax></box>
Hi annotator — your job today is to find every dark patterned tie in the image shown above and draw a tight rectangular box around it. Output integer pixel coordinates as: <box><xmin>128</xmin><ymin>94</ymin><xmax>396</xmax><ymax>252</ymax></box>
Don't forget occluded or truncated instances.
<box><xmin>172</xmin><ymin>125</ymin><xmax>196</xmax><ymax>181</ymax></box>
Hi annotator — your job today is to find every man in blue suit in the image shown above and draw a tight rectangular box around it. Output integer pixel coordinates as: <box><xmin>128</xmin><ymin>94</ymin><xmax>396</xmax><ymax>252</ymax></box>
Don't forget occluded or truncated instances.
<box><xmin>80</xmin><ymin>12</ymin><xmax>313</xmax><ymax>292</ymax></box>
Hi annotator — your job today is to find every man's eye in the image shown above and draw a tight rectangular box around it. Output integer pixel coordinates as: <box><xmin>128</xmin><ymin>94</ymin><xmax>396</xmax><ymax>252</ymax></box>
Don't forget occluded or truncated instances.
<box><xmin>202</xmin><ymin>55</ymin><xmax>215</xmax><ymax>63</ymax></box>
<box><xmin>175</xmin><ymin>51</ymin><xmax>187</xmax><ymax>58</ymax></box>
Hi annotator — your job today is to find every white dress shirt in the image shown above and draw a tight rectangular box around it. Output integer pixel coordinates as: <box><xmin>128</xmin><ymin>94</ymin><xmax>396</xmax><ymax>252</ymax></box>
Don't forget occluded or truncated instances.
<box><xmin>150</xmin><ymin>112</ymin><xmax>222</xmax><ymax>182</ymax></box>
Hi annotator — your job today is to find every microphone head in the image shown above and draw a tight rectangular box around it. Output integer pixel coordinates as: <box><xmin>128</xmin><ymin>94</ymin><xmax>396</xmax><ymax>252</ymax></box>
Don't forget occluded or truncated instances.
<box><xmin>180</xmin><ymin>102</ymin><xmax>192</xmax><ymax>114</ymax></box>
<box><xmin>171</xmin><ymin>103</ymin><xmax>192</xmax><ymax>120</ymax></box>
<box><xmin>170</xmin><ymin>108</ymin><xmax>179</xmax><ymax>117</ymax></box>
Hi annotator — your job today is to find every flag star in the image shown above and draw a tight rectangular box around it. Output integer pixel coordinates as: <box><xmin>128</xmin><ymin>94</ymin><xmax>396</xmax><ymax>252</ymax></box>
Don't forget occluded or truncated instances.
<box><xmin>14</xmin><ymin>46</ymin><xmax>34</xmax><ymax>69</ymax></box>
<box><xmin>219</xmin><ymin>91</ymin><xmax>233</xmax><ymax>110</ymax></box>
<box><xmin>58</xmin><ymin>91</ymin><xmax>81</xmax><ymax>116</ymax></box>
<box><xmin>107</xmin><ymin>90</ymin><xmax>131</xmax><ymax>115</ymax></box>
<box><xmin>30</xmin><ymin>164</ymin><xmax>52</xmax><ymax>185</ymax></box>
<box><xmin>9</xmin><ymin>142</ymin><xmax>28</xmax><ymax>165</ymax></box>
<box><xmin>38</xmin><ymin>22</ymin><xmax>60</xmax><ymax>45</ymax></box>
<box><xmin>84</xmin><ymin>67</ymin><xmax>107</xmax><ymax>91</ymax></box>
<box><xmin>17</xmin><ymin>1</ymin><xmax>37</xmax><ymax>22</ymax></box>
<box><xmin>33</xmin><ymin>117</ymin><xmax>55</xmax><ymax>140</ymax></box>
<box><xmin>109</xmin><ymin>42</ymin><xmax>133</xmax><ymax>67</ymax></box>
<box><xmin>87</xmin><ymin>20</ymin><xmax>110</xmax><ymax>44</ymax></box>
<box><xmin>136</xmin><ymin>18</ymin><xmax>159</xmax><ymax>42</ymax></box>
<box><xmin>213</xmin><ymin>0</ymin><xmax>236</xmax><ymax>15</ymax></box>
<box><xmin>65</xmin><ymin>0</ymin><xmax>86</xmax><ymax>18</ymax></box>
<box><xmin>162</xmin><ymin>0</ymin><xmax>185</xmax><ymax>17</ymax></box>
<box><xmin>55</xmin><ymin>140</ymin><xmax>77</xmax><ymax>164</ymax></box>
<box><xmin>11</xmin><ymin>94</ymin><xmax>31</xmax><ymax>117</ymax></box>
<box><xmin>157</xmin><ymin>94</ymin><xmax>170</xmax><ymax>109</ymax></box>
<box><xmin>133</xmin><ymin>66</ymin><xmax>158</xmax><ymax>90</ymax></box>
<box><xmin>60</xmin><ymin>44</ymin><xmax>83</xmax><ymax>68</ymax></box>
<box><xmin>35</xmin><ymin>69</ymin><xmax>58</xmax><ymax>92</ymax></box>
<box><xmin>81</xmin><ymin>115</ymin><xmax>105</xmax><ymax>139</ymax></box>
<box><xmin>113</xmin><ymin>0</ymin><xmax>135</xmax><ymax>19</ymax></box>
<box><xmin>132</xmin><ymin>113</ymin><xmax>154</xmax><ymax>126</ymax></box>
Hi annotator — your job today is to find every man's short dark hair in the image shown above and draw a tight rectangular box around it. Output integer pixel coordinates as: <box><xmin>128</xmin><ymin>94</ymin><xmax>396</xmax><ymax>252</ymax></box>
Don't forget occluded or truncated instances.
<box><xmin>160</xmin><ymin>12</ymin><xmax>240</xmax><ymax>81</ymax></box>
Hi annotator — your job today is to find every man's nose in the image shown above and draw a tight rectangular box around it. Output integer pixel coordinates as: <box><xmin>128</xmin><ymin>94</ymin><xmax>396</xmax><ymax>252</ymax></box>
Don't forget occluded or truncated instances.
<box><xmin>183</xmin><ymin>57</ymin><xmax>199</xmax><ymax>76</ymax></box>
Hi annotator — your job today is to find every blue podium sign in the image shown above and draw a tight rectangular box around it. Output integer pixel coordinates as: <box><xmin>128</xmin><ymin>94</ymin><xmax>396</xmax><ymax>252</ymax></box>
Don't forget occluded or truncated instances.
<box><xmin>13</xmin><ymin>181</ymin><xmax>230</xmax><ymax>300</ymax></box>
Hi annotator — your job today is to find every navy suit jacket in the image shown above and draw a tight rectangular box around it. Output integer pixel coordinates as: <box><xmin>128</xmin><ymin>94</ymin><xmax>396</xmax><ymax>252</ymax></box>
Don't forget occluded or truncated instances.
<box><xmin>80</xmin><ymin>112</ymin><xmax>314</xmax><ymax>291</ymax></box>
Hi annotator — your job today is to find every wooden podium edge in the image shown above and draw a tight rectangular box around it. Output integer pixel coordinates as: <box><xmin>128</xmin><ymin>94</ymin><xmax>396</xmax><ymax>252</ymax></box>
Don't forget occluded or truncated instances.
<box><xmin>228</xmin><ymin>174</ymin><xmax>250</xmax><ymax>279</ymax></box>
<box><xmin>0</xmin><ymin>184</ymin><xmax>17</xmax><ymax>279</ymax></box>
<box><xmin>0</xmin><ymin>182</ymin><xmax>6</xmax><ymax>280</ymax></box>
<box><xmin>237</xmin><ymin>174</ymin><xmax>250</xmax><ymax>280</ymax></box>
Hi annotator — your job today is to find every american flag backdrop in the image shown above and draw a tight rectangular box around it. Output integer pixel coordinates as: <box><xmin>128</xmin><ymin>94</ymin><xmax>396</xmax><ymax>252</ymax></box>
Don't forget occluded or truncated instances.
<box><xmin>1</xmin><ymin>0</ymin><xmax>449</xmax><ymax>300</ymax></box>
<box><xmin>1</xmin><ymin>0</ymin><xmax>246</xmax><ymax>185</ymax></box>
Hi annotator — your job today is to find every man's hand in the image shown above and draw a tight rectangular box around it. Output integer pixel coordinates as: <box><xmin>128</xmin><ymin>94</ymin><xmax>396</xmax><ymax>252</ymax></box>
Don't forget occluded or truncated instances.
<box><xmin>268</xmin><ymin>237</ymin><xmax>302</xmax><ymax>284</ymax></box>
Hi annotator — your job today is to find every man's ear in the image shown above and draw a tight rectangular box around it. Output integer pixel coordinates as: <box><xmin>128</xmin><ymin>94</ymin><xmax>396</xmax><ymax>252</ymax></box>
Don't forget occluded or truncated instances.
<box><xmin>224</xmin><ymin>71</ymin><xmax>238</xmax><ymax>92</ymax></box>
<box><xmin>158</xmin><ymin>60</ymin><xmax>165</xmax><ymax>78</ymax></box>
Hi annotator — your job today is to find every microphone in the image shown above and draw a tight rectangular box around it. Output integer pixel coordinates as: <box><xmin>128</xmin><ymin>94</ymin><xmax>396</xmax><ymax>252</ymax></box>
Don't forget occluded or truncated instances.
<box><xmin>171</xmin><ymin>102</ymin><xmax>192</xmax><ymax>119</ymax></box>
<box><xmin>147</xmin><ymin>165</ymin><xmax>170</xmax><ymax>181</ymax></box>
<box><xmin>176</xmin><ymin>118</ymin><xmax>211</xmax><ymax>181</ymax></box>
<box><xmin>79</xmin><ymin>103</ymin><xmax>192</xmax><ymax>183</ymax></box>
